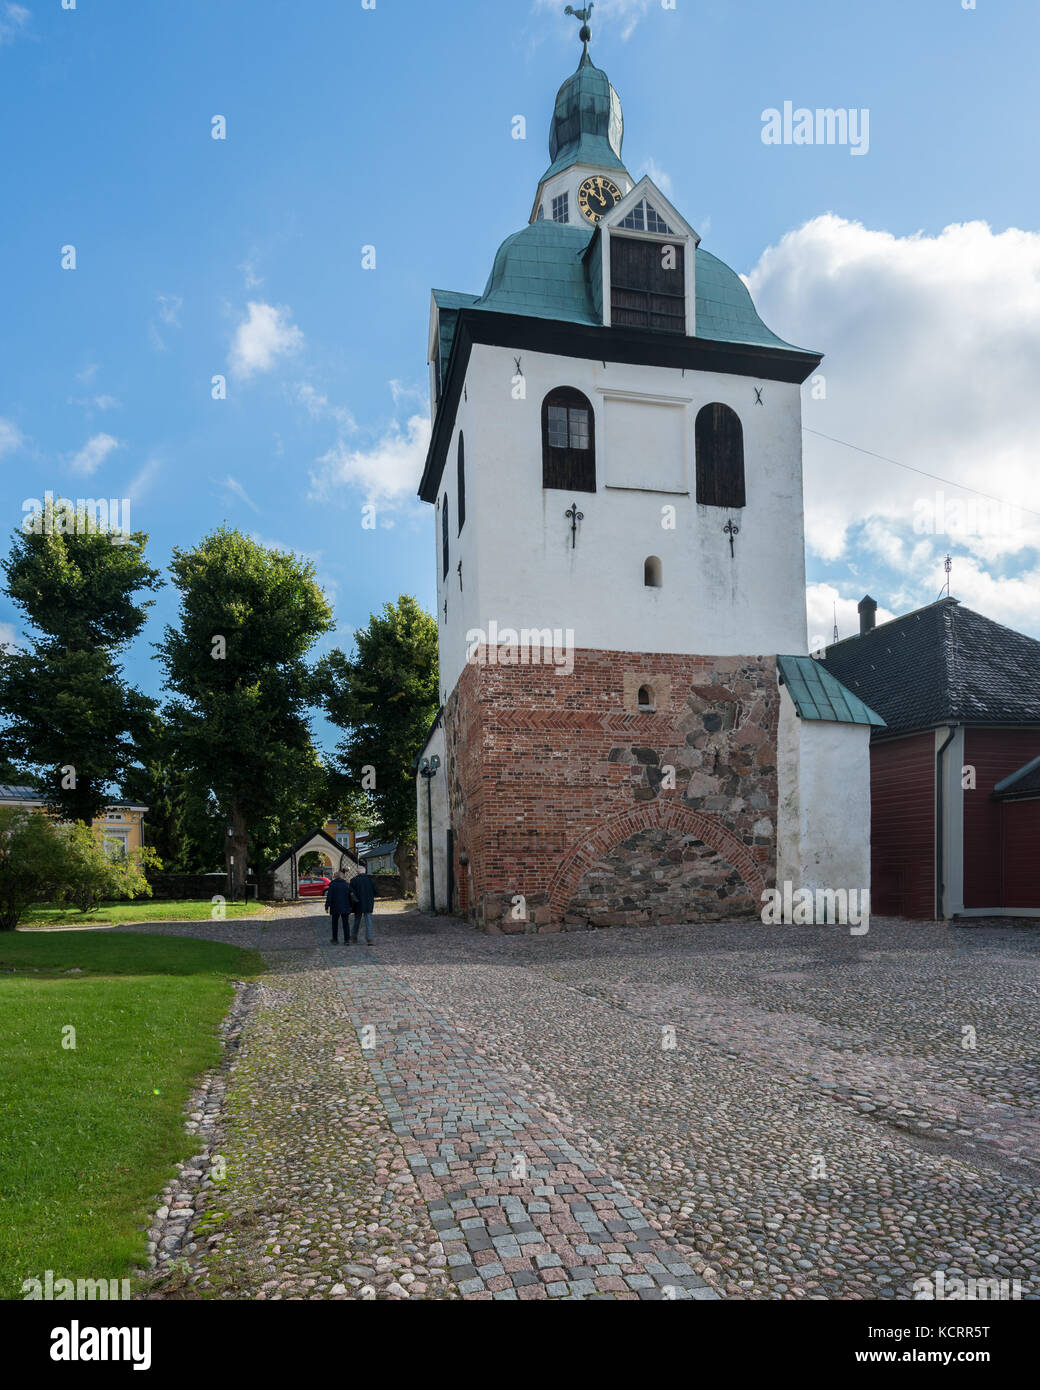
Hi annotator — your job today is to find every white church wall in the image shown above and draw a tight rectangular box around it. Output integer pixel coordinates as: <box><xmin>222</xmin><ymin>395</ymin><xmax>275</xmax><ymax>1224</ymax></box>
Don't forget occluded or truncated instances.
<box><xmin>435</xmin><ymin>342</ymin><xmax>809</xmax><ymax>699</ymax></box>
<box><xmin>416</xmin><ymin>717</ymin><xmax>450</xmax><ymax>913</ymax></box>
<box><xmin>434</xmin><ymin>398</ymin><xmax>485</xmax><ymax>709</ymax></box>
<box><xmin>777</xmin><ymin>684</ymin><xmax>872</xmax><ymax>914</ymax></box>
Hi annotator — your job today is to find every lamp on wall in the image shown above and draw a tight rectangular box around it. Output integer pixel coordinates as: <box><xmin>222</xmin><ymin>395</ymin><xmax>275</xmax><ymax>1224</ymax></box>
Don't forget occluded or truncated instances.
<box><xmin>418</xmin><ymin>755</ymin><xmax>441</xmax><ymax>911</ymax></box>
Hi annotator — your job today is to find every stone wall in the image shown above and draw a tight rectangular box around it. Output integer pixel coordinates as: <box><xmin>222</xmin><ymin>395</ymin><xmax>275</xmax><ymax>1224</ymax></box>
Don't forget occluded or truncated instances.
<box><xmin>443</xmin><ymin>649</ymin><xmax>778</xmax><ymax>932</ymax></box>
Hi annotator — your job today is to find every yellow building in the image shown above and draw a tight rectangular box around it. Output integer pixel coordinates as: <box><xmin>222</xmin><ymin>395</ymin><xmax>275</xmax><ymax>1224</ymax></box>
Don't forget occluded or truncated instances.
<box><xmin>323</xmin><ymin>818</ymin><xmax>357</xmax><ymax>855</ymax></box>
<box><xmin>0</xmin><ymin>784</ymin><xmax>148</xmax><ymax>855</ymax></box>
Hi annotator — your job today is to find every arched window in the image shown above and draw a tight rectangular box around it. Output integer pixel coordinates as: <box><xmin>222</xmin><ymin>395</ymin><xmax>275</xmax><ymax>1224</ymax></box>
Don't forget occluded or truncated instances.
<box><xmin>696</xmin><ymin>403</ymin><xmax>745</xmax><ymax>508</ymax></box>
<box><xmin>644</xmin><ymin>556</ymin><xmax>662</xmax><ymax>587</ymax></box>
<box><xmin>441</xmin><ymin>494</ymin><xmax>449</xmax><ymax>579</ymax></box>
<box><xmin>637</xmin><ymin>684</ymin><xmax>655</xmax><ymax>711</ymax></box>
<box><xmin>457</xmin><ymin>433</ymin><xmax>466</xmax><ymax>533</ymax></box>
<box><xmin>542</xmin><ymin>387</ymin><xmax>595</xmax><ymax>492</ymax></box>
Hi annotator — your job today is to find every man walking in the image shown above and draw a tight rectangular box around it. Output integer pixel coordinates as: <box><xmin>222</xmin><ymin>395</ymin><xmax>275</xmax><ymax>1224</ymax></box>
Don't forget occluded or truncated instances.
<box><xmin>324</xmin><ymin>871</ymin><xmax>352</xmax><ymax>944</ymax></box>
<box><xmin>349</xmin><ymin>860</ymin><xmax>377</xmax><ymax>946</ymax></box>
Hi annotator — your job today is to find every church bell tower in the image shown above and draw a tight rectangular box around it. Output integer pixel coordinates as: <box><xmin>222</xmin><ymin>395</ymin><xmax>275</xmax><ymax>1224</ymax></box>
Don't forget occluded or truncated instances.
<box><xmin>414</xmin><ymin>8</ymin><xmax>876</xmax><ymax>931</ymax></box>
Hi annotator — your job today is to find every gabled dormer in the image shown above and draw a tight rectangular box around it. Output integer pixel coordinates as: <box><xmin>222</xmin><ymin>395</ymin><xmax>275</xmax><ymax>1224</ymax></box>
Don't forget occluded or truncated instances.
<box><xmin>593</xmin><ymin>176</ymin><xmax>701</xmax><ymax>337</ymax></box>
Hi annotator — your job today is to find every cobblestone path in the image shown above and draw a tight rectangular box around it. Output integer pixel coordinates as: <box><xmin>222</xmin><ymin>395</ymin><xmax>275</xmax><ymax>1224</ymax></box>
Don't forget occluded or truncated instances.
<box><xmin>322</xmin><ymin>932</ymin><xmax>715</xmax><ymax>1299</ymax></box>
<box><xmin>140</xmin><ymin>908</ymin><xmax>1038</xmax><ymax>1300</ymax></box>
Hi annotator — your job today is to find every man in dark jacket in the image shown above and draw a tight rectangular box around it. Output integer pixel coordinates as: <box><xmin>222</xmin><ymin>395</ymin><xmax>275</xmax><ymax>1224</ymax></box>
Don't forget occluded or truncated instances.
<box><xmin>324</xmin><ymin>872</ymin><xmax>353</xmax><ymax>944</ymax></box>
<box><xmin>349</xmin><ymin>862</ymin><xmax>377</xmax><ymax>945</ymax></box>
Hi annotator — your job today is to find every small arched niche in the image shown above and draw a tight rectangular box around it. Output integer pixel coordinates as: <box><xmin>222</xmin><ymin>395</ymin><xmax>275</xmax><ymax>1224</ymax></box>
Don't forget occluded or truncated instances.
<box><xmin>637</xmin><ymin>684</ymin><xmax>656</xmax><ymax>712</ymax></box>
<box><xmin>644</xmin><ymin>555</ymin><xmax>662</xmax><ymax>588</ymax></box>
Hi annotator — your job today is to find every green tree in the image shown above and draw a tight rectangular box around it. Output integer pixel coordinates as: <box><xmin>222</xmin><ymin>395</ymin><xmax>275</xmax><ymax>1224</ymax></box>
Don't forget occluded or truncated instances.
<box><xmin>316</xmin><ymin>595</ymin><xmax>438</xmax><ymax>890</ymax></box>
<box><xmin>56</xmin><ymin>822</ymin><xmax>159</xmax><ymax>915</ymax></box>
<box><xmin>0</xmin><ymin>808</ymin><xmax>65</xmax><ymax>930</ymax></box>
<box><xmin>120</xmin><ymin>713</ymin><xmax>192</xmax><ymax>870</ymax></box>
<box><xmin>155</xmin><ymin>528</ymin><xmax>335</xmax><ymax>896</ymax></box>
<box><xmin>0</xmin><ymin>529</ymin><xmax>161</xmax><ymax>822</ymax></box>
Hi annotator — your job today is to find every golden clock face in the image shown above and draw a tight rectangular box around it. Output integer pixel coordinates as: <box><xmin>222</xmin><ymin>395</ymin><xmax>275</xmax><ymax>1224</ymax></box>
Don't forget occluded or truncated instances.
<box><xmin>577</xmin><ymin>175</ymin><xmax>623</xmax><ymax>222</ymax></box>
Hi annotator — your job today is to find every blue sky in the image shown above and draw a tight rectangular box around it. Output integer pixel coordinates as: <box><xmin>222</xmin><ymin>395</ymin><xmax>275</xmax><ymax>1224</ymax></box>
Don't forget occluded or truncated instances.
<box><xmin>2</xmin><ymin>0</ymin><xmax>1039</xmax><ymax>754</ymax></box>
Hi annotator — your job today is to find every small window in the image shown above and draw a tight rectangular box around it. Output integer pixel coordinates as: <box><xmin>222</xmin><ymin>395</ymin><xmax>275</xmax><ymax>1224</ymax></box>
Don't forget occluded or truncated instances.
<box><xmin>457</xmin><ymin>433</ymin><xmax>466</xmax><ymax>533</ymax></box>
<box><xmin>644</xmin><ymin>556</ymin><xmax>662</xmax><ymax>587</ymax></box>
<box><xmin>542</xmin><ymin>387</ymin><xmax>595</xmax><ymax>491</ymax></box>
<box><xmin>536</xmin><ymin>204</ymin><xmax>545</xmax><ymax>221</ymax></box>
<box><xmin>441</xmin><ymin>494</ymin><xmax>449</xmax><ymax>579</ymax></box>
<box><xmin>637</xmin><ymin>685</ymin><xmax>655</xmax><ymax>711</ymax></box>
<box><xmin>552</xmin><ymin>192</ymin><xmax>569</xmax><ymax>224</ymax></box>
<box><xmin>695</xmin><ymin>403</ymin><xmax>746</xmax><ymax>508</ymax></box>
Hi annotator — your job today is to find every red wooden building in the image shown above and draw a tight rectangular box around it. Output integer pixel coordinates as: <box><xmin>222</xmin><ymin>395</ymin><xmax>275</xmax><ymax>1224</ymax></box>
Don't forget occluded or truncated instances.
<box><xmin>822</xmin><ymin>597</ymin><xmax>1040</xmax><ymax>920</ymax></box>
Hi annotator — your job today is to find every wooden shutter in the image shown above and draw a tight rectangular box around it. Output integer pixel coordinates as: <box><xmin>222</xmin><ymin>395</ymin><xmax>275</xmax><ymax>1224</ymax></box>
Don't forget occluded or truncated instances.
<box><xmin>695</xmin><ymin>404</ymin><xmax>746</xmax><ymax>507</ymax></box>
<box><xmin>610</xmin><ymin>237</ymin><xmax>685</xmax><ymax>333</ymax></box>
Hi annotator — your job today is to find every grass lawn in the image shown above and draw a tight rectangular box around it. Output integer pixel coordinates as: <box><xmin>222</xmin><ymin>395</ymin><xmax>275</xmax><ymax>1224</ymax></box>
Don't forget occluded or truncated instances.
<box><xmin>23</xmin><ymin>898</ymin><xmax>273</xmax><ymax>927</ymax></box>
<box><xmin>0</xmin><ymin>931</ymin><xmax>264</xmax><ymax>1301</ymax></box>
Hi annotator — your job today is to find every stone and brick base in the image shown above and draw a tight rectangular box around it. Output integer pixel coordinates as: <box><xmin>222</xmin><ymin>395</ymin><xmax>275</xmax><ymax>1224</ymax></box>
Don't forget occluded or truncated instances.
<box><xmin>443</xmin><ymin>649</ymin><xmax>778</xmax><ymax>932</ymax></box>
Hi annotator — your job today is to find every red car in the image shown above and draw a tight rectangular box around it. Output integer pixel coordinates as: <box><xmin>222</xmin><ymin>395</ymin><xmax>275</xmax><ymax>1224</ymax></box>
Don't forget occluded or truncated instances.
<box><xmin>298</xmin><ymin>876</ymin><xmax>331</xmax><ymax>898</ymax></box>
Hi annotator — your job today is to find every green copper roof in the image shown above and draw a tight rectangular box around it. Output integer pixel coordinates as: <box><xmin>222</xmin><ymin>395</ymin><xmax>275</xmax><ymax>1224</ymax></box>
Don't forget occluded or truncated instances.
<box><xmin>777</xmin><ymin>655</ymin><xmax>886</xmax><ymax>727</ymax></box>
<box><xmin>695</xmin><ymin>249</ymin><xmax>806</xmax><ymax>352</ymax></box>
<box><xmin>431</xmin><ymin>224</ymin><xmax>817</xmax><ymax>386</ymax></box>
<box><xmin>542</xmin><ymin>51</ymin><xmax>626</xmax><ymax>182</ymax></box>
<box><xmin>477</xmin><ymin>221</ymin><xmax>600</xmax><ymax>325</ymax></box>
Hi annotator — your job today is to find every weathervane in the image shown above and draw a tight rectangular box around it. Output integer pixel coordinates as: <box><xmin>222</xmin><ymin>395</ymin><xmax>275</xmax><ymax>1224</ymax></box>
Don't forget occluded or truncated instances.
<box><xmin>944</xmin><ymin>553</ymin><xmax>952</xmax><ymax>597</ymax></box>
<box><xmin>564</xmin><ymin>3</ymin><xmax>594</xmax><ymax>48</ymax></box>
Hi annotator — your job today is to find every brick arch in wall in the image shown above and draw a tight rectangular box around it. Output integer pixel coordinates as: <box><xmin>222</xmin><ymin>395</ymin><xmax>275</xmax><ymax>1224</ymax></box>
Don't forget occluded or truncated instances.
<box><xmin>547</xmin><ymin>799</ymin><xmax>766</xmax><ymax>914</ymax></box>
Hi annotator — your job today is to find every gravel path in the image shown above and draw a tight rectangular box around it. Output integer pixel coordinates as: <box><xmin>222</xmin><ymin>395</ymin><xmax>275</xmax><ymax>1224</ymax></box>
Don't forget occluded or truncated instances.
<box><xmin>139</xmin><ymin>907</ymin><xmax>1038</xmax><ymax>1300</ymax></box>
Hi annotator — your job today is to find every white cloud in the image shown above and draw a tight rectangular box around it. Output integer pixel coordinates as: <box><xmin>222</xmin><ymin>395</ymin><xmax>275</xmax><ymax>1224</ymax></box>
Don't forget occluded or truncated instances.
<box><xmin>68</xmin><ymin>432</ymin><xmax>120</xmax><ymax>476</ymax></box>
<box><xmin>294</xmin><ymin>381</ymin><xmax>356</xmax><ymax>430</ymax></box>
<box><xmin>156</xmin><ymin>294</ymin><xmax>183</xmax><ymax>326</ymax></box>
<box><xmin>229</xmin><ymin>301</ymin><xmax>303</xmax><ymax>380</ymax></box>
<box><xmin>75</xmin><ymin>363</ymin><xmax>100</xmax><ymax>385</ymax></box>
<box><xmin>0</xmin><ymin>621</ymin><xmax>18</xmax><ymax>653</ymax></box>
<box><xmin>128</xmin><ymin>457</ymin><xmax>160</xmax><ymax>499</ymax></box>
<box><xmin>0</xmin><ymin>416</ymin><xmax>23</xmax><ymax>458</ymax></box>
<box><xmin>309</xmin><ymin>412</ymin><xmax>430</xmax><ymax>508</ymax></box>
<box><xmin>806</xmin><ymin>582</ymin><xmax>896</xmax><ymax>649</ymax></box>
<box><xmin>746</xmin><ymin>215</ymin><xmax>1040</xmax><ymax>633</ymax></box>
<box><xmin>68</xmin><ymin>393</ymin><xmax>120</xmax><ymax>412</ymax></box>
<box><xmin>643</xmin><ymin>158</ymin><xmax>673</xmax><ymax>196</ymax></box>
<box><xmin>220</xmin><ymin>475</ymin><xmax>260</xmax><ymax>512</ymax></box>
<box><xmin>0</xmin><ymin>3</ymin><xmax>29</xmax><ymax>47</ymax></box>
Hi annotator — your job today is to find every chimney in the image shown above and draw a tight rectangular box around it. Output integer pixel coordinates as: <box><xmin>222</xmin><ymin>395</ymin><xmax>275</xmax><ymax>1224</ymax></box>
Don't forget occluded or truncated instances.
<box><xmin>858</xmin><ymin>595</ymin><xmax>877</xmax><ymax>635</ymax></box>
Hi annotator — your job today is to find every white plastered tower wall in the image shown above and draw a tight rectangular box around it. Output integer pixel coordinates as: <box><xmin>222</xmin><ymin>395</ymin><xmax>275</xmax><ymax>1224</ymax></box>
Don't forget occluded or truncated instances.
<box><xmin>433</xmin><ymin>342</ymin><xmax>810</xmax><ymax>699</ymax></box>
<box><xmin>416</xmin><ymin>717</ymin><xmax>450</xmax><ymax>912</ymax></box>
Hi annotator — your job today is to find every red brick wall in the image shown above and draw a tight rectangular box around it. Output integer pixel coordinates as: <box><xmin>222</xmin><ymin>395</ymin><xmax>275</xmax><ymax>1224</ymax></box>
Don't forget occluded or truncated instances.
<box><xmin>444</xmin><ymin>650</ymin><xmax>778</xmax><ymax>931</ymax></box>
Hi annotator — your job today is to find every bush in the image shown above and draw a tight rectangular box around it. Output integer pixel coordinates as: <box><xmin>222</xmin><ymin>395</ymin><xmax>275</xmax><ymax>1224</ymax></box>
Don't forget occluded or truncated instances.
<box><xmin>55</xmin><ymin>822</ymin><xmax>161</xmax><ymax>915</ymax></box>
<box><xmin>0</xmin><ymin>808</ymin><xmax>65</xmax><ymax>930</ymax></box>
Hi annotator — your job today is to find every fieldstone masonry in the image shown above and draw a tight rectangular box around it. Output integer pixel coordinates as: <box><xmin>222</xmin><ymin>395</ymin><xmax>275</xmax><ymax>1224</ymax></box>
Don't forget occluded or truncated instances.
<box><xmin>445</xmin><ymin>649</ymin><xmax>778</xmax><ymax>932</ymax></box>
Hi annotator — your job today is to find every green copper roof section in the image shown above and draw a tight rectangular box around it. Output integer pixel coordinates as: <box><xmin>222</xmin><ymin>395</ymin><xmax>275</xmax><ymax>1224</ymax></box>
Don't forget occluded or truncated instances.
<box><xmin>695</xmin><ymin>250</ymin><xmax>812</xmax><ymax>352</ymax></box>
<box><xmin>777</xmin><ymin>655</ymin><xmax>886</xmax><ymax>727</ymax></box>
<box><xmin>476</xmin><ymin>221</ymin><xmax>601</xmax><ymax>324</ymax></box>
<box><xmin>541</xmin><ymin>51</ymin><xmax>626</xmax><ymax>182</ymax></box>
<box><xmin>431</xmin><ymin>234</ymin><xmax>819</xmax><ymax>390</ymax></box>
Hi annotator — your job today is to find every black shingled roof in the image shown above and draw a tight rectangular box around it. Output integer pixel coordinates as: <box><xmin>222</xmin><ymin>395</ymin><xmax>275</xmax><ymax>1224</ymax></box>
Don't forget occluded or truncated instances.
<box><xmin>820</xmin><ymin>598</ymin><xmax>1040</xmax><ymax>739</ymax></box>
